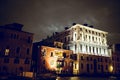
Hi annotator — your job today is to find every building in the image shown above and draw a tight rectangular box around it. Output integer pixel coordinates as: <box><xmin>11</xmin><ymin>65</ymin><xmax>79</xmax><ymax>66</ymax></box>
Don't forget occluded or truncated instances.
<box><xmin>111</xmin><ymin>44</ymin><xmax>120</xmax><ymax>75</ymax></box>
<box><xmin>38</xmin><ymin>45</ymin><xmax>73</xmax><ymax>74</ymax></box>
<box><xmin>32</xmin><ymin>41</ymin><xmax>74</xmax><ymax>74</ymax></box>
<box><xmin>0</xmin><ymin>23</ymin><xmax>33</xmax><ymax>76</ymax></box>
<box><xmin>38</xmin><ymin>23</ymin><xmax>112</xmax><ymax>75</ymax></box>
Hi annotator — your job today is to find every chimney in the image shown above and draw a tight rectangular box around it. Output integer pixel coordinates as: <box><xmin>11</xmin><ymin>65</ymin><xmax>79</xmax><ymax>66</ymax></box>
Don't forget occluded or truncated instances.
<box><xmin>72</xmin><ymin>23</ymin><xmax>76</xmax><ymax>26</ymax></box>
<box><xmin>65</xmin><ymin>27</ymin><xmax>69</xmax><ymax>30</ymax></box>
<box><xmin>83</xmin><ymin>23</ymin><xmax>88</xmax><ymax>26</ymax></box>
<box><xmin>89</xmin><ymin>25</ymin><xmax>94</xmax><ymax>28</ymax></box>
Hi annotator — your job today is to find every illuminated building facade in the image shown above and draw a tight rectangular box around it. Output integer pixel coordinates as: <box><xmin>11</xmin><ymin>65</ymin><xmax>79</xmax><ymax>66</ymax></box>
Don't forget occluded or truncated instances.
<box><xmin>40</xmin><ymin>23</ymin><xmax>112</xmax><ymax>75</ymax></box>
<box><xmin>37</xmin><ymin>45</ymin><xmax>73</xmax><ymax>74</ymax></box>
<box><xmin>0</xmin><ymin>23</ymin><xmax>33</xmax><ymax>75</ymax></box>
<box><xmin>50</xmin><ymin>23</ymin><xmax>110</xmax><ymax>57</ymax></box>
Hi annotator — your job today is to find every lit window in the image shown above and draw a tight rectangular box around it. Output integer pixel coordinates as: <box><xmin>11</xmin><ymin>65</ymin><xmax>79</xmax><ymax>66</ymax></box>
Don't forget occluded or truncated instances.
<box><xmin>5</xmin><ymin>49</ymin><xmax>9</xmax><ymax>56</ymax></box>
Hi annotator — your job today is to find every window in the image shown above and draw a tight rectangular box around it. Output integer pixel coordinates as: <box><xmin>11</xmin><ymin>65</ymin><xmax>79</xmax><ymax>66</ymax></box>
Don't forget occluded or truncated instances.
<box><xmin>24</xmin><ymin>58</ymin><xmax>30</xmax><ymax>64</ymax></box>
<box><xmin>16</xmin><ymin>47</ymin><xmax>20</xmax><ymax>53</ymax></box>
<box><xmin>65</xmin><ymin>37</ymin><xmax>67</xmax><ymax>42</ymax></box>
<box><xmin>87</xmin><ymin>64</ymin><xmax>89</xmax><ymax>72</ymax></box>
<box><xmin>43</xmin><ymin>60</ymin><xmax>45</xmax><ymax>64</ymax></box>
<box><xmin>90</xmin><ymin>57</ymin><xmax>92</xmax><ymax>61</ymax></box>
<box><xmin>68</xmin><ymin>46</ymin><xmax>70</xmax><ymax>50</ymax></box>
<box><xmin>63</xmin><ymin>53</ymin><xmax>66</xmax><ymax>58</ymax></box>
<box><xmin>98</xmin><ymin>64</ymin><xmax>100</xmax><ymax>69</ymax></box>
<box><xmin>50</xmin><ymin>52</ymin><xmax>53</xmax><ymax>57</ymax></box>
<box><xmin>91</xmin><ymin>64</ymin><xmax>93</xmax><ymax>69</ymax></box>
<box><xmin>105</xmin><ymin>59</ymin><xmax>108</xmax><ymax>63</ymax></box>
<box><xmin>68</xmin><ymin>36</ymin><xmax>70</xmax><ymax>41</ymax></box>
<box><xmin>93</xmin><ymin>47</ymin><xmax>95</xmax><ymax>53</ymax></box>
<box><xmin>89</xmin><ymin>47</ymin><xmax>91</xmax><ymax>53</ymax></box>
<box><xmin>14</xmin><ymin>34</ymin><xmax>16</xmax><ymax>39</ymax></box>
<box><xmin>19</xmin><ymin>67</ymin><xmax>23</xmax><ymax>72</ymax></box>
<box><xmin>106</xmin><ymin>65</ymin><xmax>108</xmax><ymax>70</ymax></box>
<box><xmin>86</xmin><ymin>45</ymin><xmax>88</xmax><ymax>52</ymax></box>
<box><xmin>4</xmin><ymin>58</ymin><xmax>9</xmax><ymax>63</ymax></box>
<box><xmin>27</xmin><ymin>36</ymin><xmax>31</xmax><ymax>43</ymax></box>
<box><xmin>16</xmin><ymin>35</ymin><xmax>19</xmax><ymax>39</ymax></box>
<box><xmin>27</xmin><ymin>48</ymin><xmax>29</xmax><ymax>55</ymax></box>
<box><xmin>5</xmin><ymin>49</ymin><xmax>10</xmax><ymax>56</ymax></box>
<box><xmin>14</xmin><ymin>57</ymin><xmax>19</xmax><ymax>64</ymax></box>
<box><xmin>11</xmin><ymin>34</ymin><xmax>13</xmax><ymax>38</ymax></box>
<box><xmin>92</xmin><ymin>37</ymin><xmax>94</xmax><ymax>41</ymax></box>
<box><xmin>75</xmin><ymin>44</ymin><xmax>77</xmax><ymax>51</ymax></box>
<box><xmin>80</xmin><ymin>28</ymin><xmax>82</xmax><ymax>31</ymax></box>
<box><xmin>81</xmin><ymin>56</ymin><xmax>84</xmax><ymax>60</ymax></box>
<box><xmin>75</xmin><ymin>63</ymin><xmax>77</xmax><ymax>69</ymax></box>
<box><xmin>81</xmin><ymin>63</ymin><xmax>83</xmax><ymax>69</ymax></box>
<box><xmin>86</xmin><ymin>57</ymin><xmax>89</xmax><ymax>61</ymax></box>
<box><xmin>70</xmin><ymin>62</ymin><xmax>73</xmax><ymax>67</ymax></box>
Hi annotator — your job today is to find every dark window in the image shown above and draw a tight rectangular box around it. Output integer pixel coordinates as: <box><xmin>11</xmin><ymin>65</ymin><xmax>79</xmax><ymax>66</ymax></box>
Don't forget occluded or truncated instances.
<box><xmin>50</xmin><ymin>52</ymin><xmax>53</xmax><ymax>57</ymax></box>
<box><xmin>87</xmin><ymin>64</ymin><xmax>89</xmax><ymax>72</ymax></box>
<box><xmin>93</xmin><ymin>47</ymin><xmax>95</xmax><ymax>53</ymax></box>
<box><xmin>117</xmin><ymin>57</ymin><xmax>119</xmax><ymax>62</ymax></box>
<box><xmin>16</xmin><ymin>47</ymin><xmax>20</xmax><ymax>53</ymax></box>
<box><xmin>4</xmin><ymin>58</ymin><xmax>9</xmax><ymax>63</ymax></box>
<box><xmin>98</xmin><ymin>58</ymin><xmax>100</xmax><ymax>62</ymax></box>
<box><xmin>11</xmin><ymin>34</ymin><xmax>13</xmax><ymax>38</ymax></box>
<box><xmin>27</xmin><ymin>48</ymin><xmax>29</xmax><ymax>55</ymax></box>
<box><xmin>65</xmin><ymin>37</ymin><xmax>66</xmax><ymax>42</ymax></box>
<box><xmin>68</xmin><ymin>36</ymin><xmax>70</xmax><ymax>41</ymax></box>
<box><xmin>98</xmin><ymin>64</ymin><xmax>100</xmax><ymax>69</ymax></box>
<box><xmin>87</xmin><ymin>57</ymin><xmax>89</xmax><ymax>61</ymax></box>
<box><xmin>16</xmin><ymin>35</ymin><xmax>19</xmax><ymax>39</ymax></box>
<box><xmin>63</xmin><ymin>53</ymin><xmax>66</xmax><ymax>58</ymax></box>
<box><xmin>81</xmin><ymin>56</ymin><xmax>84</xmax><ymax>60</ymax></box>
<box><xmin>105</xmin><ymin>59</ymin><xmax>108</xmax><ymax>63</ymax></box>
<box><xmin>80</xmin><ymin>28</ymin><xmax>82</xmax><ymax>31</ymax></box>
<box><xmin>81</xmin><ymin>63</ymin><xmax>83</xmax><ymax>69</ymax></box>
<box><xmin>43</xmin><ymin>60</ymin><xmax>45</xmax><ymax>64</ymax></box>
<box><xmin>106</xmin><ymin>65</ymin><xmax>108</xmax><ymax>70</ymax></box>
<box><xmin>90</xmin><ymin>57</ymin><xmax>92</xmax><ymax>61</ymax></box>
<box><xmin>101</xmin><ymin>58</ymin><xmax>103</xmax><ymax>62</ymax></box>
<box><xmin>19</xmin><ymin>67</ymin><xmax>23</xmax><ymax>72</ymax></box>
<box><xmin>14</xmin><ymin>34</ymin><xmax>16</xmax><ymax>39</ymax></box>
<box><xmin>68</xmin><ymin>46</ymin><xmax>70</xmax><ymax>50</ymax></box>
<box><xmin>91</xmin><ymin>64</ymin><xmax>93</xmax><ymax>69</ymax></box>
<box><xmin>3</xmin><ymin>66</ymin><xmax>7</xmax><ymax>72</ymax></box>
<box><xmin>24</xmin><ymin>58</ymin><xmax>30</xmax><ymax>64</ymax></box>
<box><xmin>14</xmin><ymin>57</ymin><xmax>19</xmax><ymax>64</ymax></box>
<box><xmin>27</xmin><ymin>36</ymin><xmax>31</xmax><ymax>43</ymax></box>
<box><xmin>75</xmin><ymin>44</ymin><xmax>77</xmax><ymax>51</ymax></box>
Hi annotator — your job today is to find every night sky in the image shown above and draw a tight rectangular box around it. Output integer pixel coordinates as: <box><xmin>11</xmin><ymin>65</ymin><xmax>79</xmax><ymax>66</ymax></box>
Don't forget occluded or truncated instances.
<box><xmin>0</xmin><ymin>0</ymin><xmax>120</xmax><ymax>44</ymax></box>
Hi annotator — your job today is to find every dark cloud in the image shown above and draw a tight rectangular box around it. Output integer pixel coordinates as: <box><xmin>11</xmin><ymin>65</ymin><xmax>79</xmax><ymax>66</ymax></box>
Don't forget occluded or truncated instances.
<box><xmin>0</xmin><ymin>0</ymin><xmax>120</xmax><ymax>44</ymax></box>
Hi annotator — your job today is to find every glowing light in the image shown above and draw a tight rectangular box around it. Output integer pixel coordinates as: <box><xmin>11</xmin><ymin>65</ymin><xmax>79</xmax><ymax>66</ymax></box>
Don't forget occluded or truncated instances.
<box><xmin>109</xmin><ymin>65</ymin><xmax>113</xmax><ymax>72</ymax></box>
<box><xmin>5</xmin><ymin>49</ymin><xmax>9</xmax><ymax>56</ymax></box>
